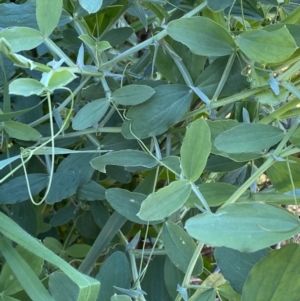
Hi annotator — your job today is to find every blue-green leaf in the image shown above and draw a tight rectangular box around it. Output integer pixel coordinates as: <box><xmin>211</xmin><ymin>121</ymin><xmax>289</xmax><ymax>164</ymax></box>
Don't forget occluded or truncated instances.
<box><xmin>138</xmin><ymin>180</ymin><xmax>191</xmax><ymax>221</ymax></box>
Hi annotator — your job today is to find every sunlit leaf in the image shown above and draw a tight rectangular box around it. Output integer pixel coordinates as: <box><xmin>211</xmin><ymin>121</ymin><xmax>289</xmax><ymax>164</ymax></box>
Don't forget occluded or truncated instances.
<box><xmin>79</xmin><ymin>0</ymin><xmax>103</xmax><ymax>13</ymax></box>
<box><xmin>185</xmin><ymin>203</ymin><xmax>300</xmax><ymax>252</ymax></box>
<box><xmin>36</xmin><ymin>0</ymin><xmax>63</xmax><ymax>36</ymax></box>
<box><xmin>9</xmin><ymin>78</ymin><xmax>45</xmax><ymax>96</ymax></box>
<box><xmin>138</xmin><ymin>180</ymin><xmax>191</xmax><ymax>221</ymax></box>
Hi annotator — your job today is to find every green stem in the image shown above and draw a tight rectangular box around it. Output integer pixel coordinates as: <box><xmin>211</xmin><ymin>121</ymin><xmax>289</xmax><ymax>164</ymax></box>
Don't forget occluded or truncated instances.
<box><xmin>174</xmin><ymin>242</ymin><xmax>204</xmax><ymax>301</ymax></box>
<box><xmin>277</xmin><ymin>58</ymin><xmax>300</xmax><ymax>82</ymax></box>
<box><xmin>100</xmin><ymin>1</ymin><xmax>208</xmax><ymax>69</ymax></box>
<box><xmin>211</xmin><ymin>52</ymin><xmax>236</xmax><ymax>102</ymax></box>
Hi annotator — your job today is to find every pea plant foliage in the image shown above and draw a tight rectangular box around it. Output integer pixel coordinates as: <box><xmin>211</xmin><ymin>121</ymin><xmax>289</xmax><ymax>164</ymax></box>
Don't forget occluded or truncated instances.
<box><xmin>1</xmin><ymin>0</ymin><xmax>300</xmax><ymax>300</ymax></box>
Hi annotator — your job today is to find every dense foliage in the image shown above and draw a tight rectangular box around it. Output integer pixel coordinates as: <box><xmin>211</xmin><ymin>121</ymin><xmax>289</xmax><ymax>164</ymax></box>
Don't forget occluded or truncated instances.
<box><xmin>1</xmin><ymin>0</ymin><xmax>300</xmax><ymax>300</ymax></box>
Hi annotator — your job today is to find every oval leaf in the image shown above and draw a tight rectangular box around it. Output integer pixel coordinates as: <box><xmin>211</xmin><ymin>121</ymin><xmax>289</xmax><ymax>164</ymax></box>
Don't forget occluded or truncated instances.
<box><xmin>122</xmin><ymin>84</ymin><xmax>193</xmax><ymax>139</ymax></box>
<box><xmin>243</xmin><ymin>244</ymin><xmax>300</xmax><ymax>301</ymax></box>
<box><xmin>90</xmin><ymin>150</ymin><xmax>158</xmax><ymax>173</ymax></box>
<box><xmin>36</xmin><ymin>0</ymin><xmax>63</xmax><ymax>36</ymax></box>
<box><xmin>79</xmin><ymin>0</ymin><xmax>103</xmax><ymax>13</ymax></box>
<box><xmin>72</xmin><ymin>98</ymin><xmax>110</xmax><ymax>131</ymax></box>
<box><xmin>236</xmin><ymin>26</ymin><xmax>297</xmax><ymax>64</ymax></box>
<box><xmin>106</xmin><ymin>188</ymin><xmax>152</xmax><ymax>224</ymax></box>
<box><xmin>162</xmin><ymin>221</ymin><xmax>203</xmax><ymax>274</ymax></box>
<box><xmin>181</xmin><ymin>119</ymin><xmax>211</xmax><ymax>182</ymax></box>
<box><xmin>167</xmin><ymin>17</ymin><xmax>236</xmax><ymax>56</ymax></box>
<box><xmin>112</xmin><ymin>84</ymin><xmax>155</xmax><ymax>105</ymax></box>
<box><xmin>138</xmin><ymin>180</ymin><xmax>191</xmax><ymax>221</ymax></box>
<box><xmin>214</xmin><ymin>123</ymin><xmax>284</xmax><ymax>154</ymax></box>
<box><xmin>4</xmin><ymin>121</ymin><xmax>42</xmax><ymax>141</ymax></box>
<box><xmin>9</xmin><ymin>78</ymin><xmax>45</xmax><ymax>96</ymax></box>
<box><xmin>0</xmin><ymin>27</ymin><xmax>43</xmax><ymax>52</ymax></box>
<box><xmin>185</xmin><ymin>203</ymin><xmax>300</xmax><ymax>252</ymax></box>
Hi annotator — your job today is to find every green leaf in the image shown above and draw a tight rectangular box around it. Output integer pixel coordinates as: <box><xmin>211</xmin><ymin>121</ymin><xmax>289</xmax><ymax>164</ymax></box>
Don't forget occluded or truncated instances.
<box><xmin>96</xmin><ymin>251</ymin><xmax>131</xmax><ymax>301</ymax></box>
<box><xmin>206</xmin><ymin>155</ymin><xmax>246</xmax><ymax>172</ymax></box>
<box><xmin>122</xmin><ymin>84</ymin><xmax>193</xmax><ymax>139</ymax></box>
<box><xmin>106</xmin><ymin>188</ymin><xmax>152</xmax><ymax>224</ymax></box>
<box><xmin>49</xmin><ymin>272</ymin><xmax>80</xmax><ymax>301</ymax></box>
<box><xmin>214</xmin><ymin>123</ymin><xmax>284</xmax><ymax>154</ymax></box>
<box><xmin>162</xmin><ymin>221</ymin><xmax>203</xmax><ymax>274</ymax></box>
<box><xmin>0</xmin><ymin>212</ymin><xmax>100</xmax><ymax>300</ymax></box>
<box><xmin>90</xmin><ymin>150</ymin><xmax>157</xmax><ymax>173</ymax></box>
<box><xmin>79</xmin><ymin>0</ymin><xmax>103</xmax><ymax>14</ymax></box>
<box><xmin>0</xmin><ymin>237</ymin><xmax>53</xmax><ymax>301</ymax></box>
<box><xmin>9</xmin><ymin>78</ymin><xmax>45</xmax><ymax>96</ymax></box>
<box><xmin>46</xmin><ymin>151</ymin><xmax>97</xmax><ymax>204</ymax></box>
<box><xmin>36</xmin><ymin>0</ymin><xmax>63</xmax><ymax>36</ymax></box>
<box><xmin>236</xmin><ymin>26</ymin><xmax>297</xmax><ymax>64</ymax></box>
<box><xmin>185</xmin><ymin>203</ymin><xmax>300</xmax><ymax>252</ymax></box>
<box><xmin>164</xmin><ymin>257</ymin><xmax>184</xmax><ymax>300</ymax></box>
<box><xmin>186</xmin><ymin>182</ymin><xmax>238</xmax><ymax>208</ymax></box>
<box><xmin>181</xmin><ymin>119</ymin><xmax>211</xmax><ymax>182</ymax></box>
<box><xmin>65</xmin><ymin>244</ymin><xmax>91</xmax><ymax>258</ymax></box>
<box><xmin>167</xmin><ymin>17</ymin><xmax>236</xmax><ymax>56</ymax></box>
<box><xmin>141</xmin><ymin>256</ymin><xmax>172</xmax><ymax>301</ymax></box>
<box><xmin>138</xmin><ymin>180</ymin><xmax>191</xmax><ymax>221</ymax></box>
<box><xmin>215</xmin><ymin>247</ymin><xmax>270</xmax><ymax>294</ymax></box>
<box><xmin>46</xmin><ymin>69</ymin><xmax>77</xmax><ymax>92</ymax></box>
<box><xmin>207</xmin><ymin>0</ymin><xmax>235</xmax><ymax>12</ymax></box>
<box><xmin>72</xmin><ymin>98</ymin><xmax>110</xmax><ymax>131</ymax></box>
<box><xmin>101</xmin><ymin>27</ymin><xmax>134</xmax><ymax>47</ymax></box>
<box><xmin>77</xmin><ymin>180</ymin><xmax>106</xmax><ymax>201</ymax></box>
<box><xmin>111</xmin><ymin>84</ymin><xmax>155</xmax><ymax>105</ymax></box>
<box><xmin>0</xmin><ymin>245</ymin><xmax>44</xmax><ymax>296</ymax></box>
<box><xmin>267</xmin><ymin>156</ymin><xmax>300</xmax><ymax>192</ymax></box>
<box><xmin>189</xmin><ymin>288</ymin><xmax>216</xmax><ymax>301</ymax></box>
<box><xmin>4</xmin><ymin>120</ymin><xmax>42</xmax><ymax>141</ymax></box>
<box><xmin>0</xmin><ymin>174</ymin><xmax>48</xmax><ymax>204</ymax></box>
<box><xmin>242</xmin><ymin>244</ymin><xmax>300</xmax><ymax>301</ymax></box>
<box><xmin>0</xmin><ymin>27</ymin><xmax>43</xmax><ymax>52</ymax></box>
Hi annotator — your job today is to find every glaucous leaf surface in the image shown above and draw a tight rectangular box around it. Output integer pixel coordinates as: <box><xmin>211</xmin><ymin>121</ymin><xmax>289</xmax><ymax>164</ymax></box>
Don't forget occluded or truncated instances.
<box><xmin>185</xmin><ymin>203</ymin><xmax>300</xmax><ymax>252</ymax></box>
<box><xmin>79</xmin><ymin>0</ymin><xmax>103</xmax><ymax>14</ymax></box>
<box><xmin>167</xmin><ymin>17</ymin><xmax>236</xmax><ymax>57</ymax></box>
<box><xmin>4</xmin><ymin>120</ymin><xmax>42</xmax><ymax>141</ymax></box>
<box><xmin>36</xmin><ymin>0</ymin><xmax>62</xmax><ymax>36</ymax></box>
<box><xmin>236</xmin><ymin>27</ymin><xmax>297</xmax><ymax>64</ymax></box>
<box><xmin>207</xmin><ymin>0</ymin><xmax>235</xmax><ymax>12</ymax></box>
<box><xmin>122</xmin><ymin>84</ymin><xmax>193</xmax><ymax>139</ymax></box>
<box><xmin>138</xmin><ymin>180</ymin><xmax>191</xmax><ymax>221</ymax></box>
<box><xmin>90</xmin><ymin>150</ymin><xmax>157</xmax><ymax>173</ymax></box>
<box><xmin>214</xmin><ymin>123</ymin><xmax>284</xmax><ymax>154</ymax></box>
<box><xmin>181</xmin><ymin>118</ymin><xmax>211</xmax><ymax>182</ymax></box>
<box><xmin>242</xmin><ymin>244</ymin><xmax>300</xmax><ymax>301</ymax></box>
<box><xmin>162</xmin><ymin>221</ymin><xmax>203</xmax><ymax>274</ymax></box>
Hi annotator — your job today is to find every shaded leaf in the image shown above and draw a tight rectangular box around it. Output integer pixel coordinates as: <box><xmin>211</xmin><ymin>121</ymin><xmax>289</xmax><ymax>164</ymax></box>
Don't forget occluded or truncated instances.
<box><xmin>0</xmin><ymin>174</ymin><xmax>48</xmax><ymax>204</ymax></box>
<box><xmin>207</xmin><ymin>0</ymin><xmax>235</xmax><ymax>12</ymax></box>
<box><xmin>162</xmin><ymin>222</ymin><xmax>203</xmax><ymax>274</ymax></box>
<box><xmin>96</xmin><ymin>252</ymin><xmax>131</xmax><ymax>301</ymax></box>
<box><xmin>101</xmin><ymin>27</ymin><xmax>134</xmax><ymax>47</ymax></box>
<box><xmin>185</xmin><ymin>203</ymin><xmax>300</xmax><ymax>252</ymax></box>
<box><xmin>77</xmin><ymin>180</ymin><xmax>106</xmax><ymax>201</ymax></box>
<box><xmin>181</xmin><ymin>119</ymin><xmax>211</xmax><ymax>182</ymax></box>
<box><xmin>90</xmin><ymin>150</ymin><xmax>157</xmax><ymax>173</ymax></box>
<box><xmin>215</xmin><ymin>247</ymin><xmax>270</xmax><ymax>294</ymax></box>
<box><xmin>122</xmin><ymin>84</ymin><xmax>193</xmax><ymax>139</ymax></box>
<box><xmin>46</xmin><ymin>151</ymin><xmax>97</xmax><ymax>204</ymax></box>
<box><xmin>112</xmin><ymin>85</ymin><xmax>155</xmax><ymax>105</ymax></box>
<box><xmin>106</xmin><ymin>188</ymin><xmax>151</xmax><ymax>224</ymax></box>
<box><xmin>167</xmin><ymin>17</ymin><xmax>236</xmax><ymax>56</ymax></box>
<box><xmin>138</xmin><ymin>180</ymin><xmax>191</xmax><ymax>221</ymax></box>
<box><xmin>214</xmin><ymin>123</ymin><xmax>284</xmax><ymax>154</ymax></box>
<box><xmin>72</xmin><ymin>98</ymin><xmax>110</xmax><ymax>130</ymax></box>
